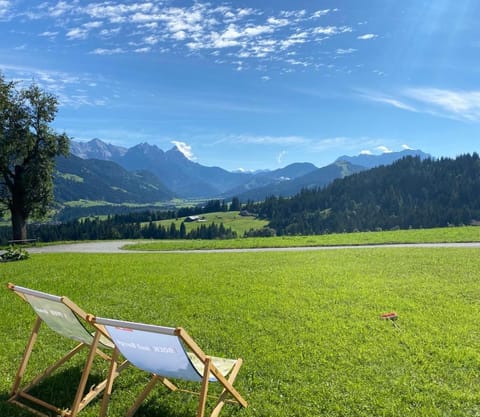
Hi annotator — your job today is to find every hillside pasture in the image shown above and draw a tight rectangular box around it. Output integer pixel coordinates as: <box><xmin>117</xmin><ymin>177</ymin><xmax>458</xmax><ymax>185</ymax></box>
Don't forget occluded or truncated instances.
<box><xmin>148</xmin><ymin>211</ymin><xmax>269</xmax><ymax>236</ymax></box>
<box><xmin>1</xmin><ymin>246</ymin><xmax>480</xmax><ymax>416</ymax></box>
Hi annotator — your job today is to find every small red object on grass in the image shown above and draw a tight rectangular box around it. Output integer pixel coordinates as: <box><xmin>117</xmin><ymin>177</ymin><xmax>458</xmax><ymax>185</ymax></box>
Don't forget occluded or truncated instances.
<box><xmin>381</xmin><ymin>312</ymin><xmax>398</xmax><ymax>320</ymax></box>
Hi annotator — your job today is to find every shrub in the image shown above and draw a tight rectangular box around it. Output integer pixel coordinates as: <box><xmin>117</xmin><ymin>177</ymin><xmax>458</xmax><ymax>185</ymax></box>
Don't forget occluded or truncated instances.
<box><xmin>1</xmin><ymin>246</ymin><xmax>30</xmax><ymax>262</ymax></box>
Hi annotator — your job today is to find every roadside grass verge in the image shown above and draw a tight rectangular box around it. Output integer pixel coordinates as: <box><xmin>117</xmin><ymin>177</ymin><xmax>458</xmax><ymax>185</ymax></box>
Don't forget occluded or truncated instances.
<box><xmin>124</xmin><ymin>225</ymin><xmax>480</xmax><ymax>251</ymax></box>
<box><xmin>1</xmin><ymin>247</ymin><xmax>480</xmax><ymax>416</ymax></box>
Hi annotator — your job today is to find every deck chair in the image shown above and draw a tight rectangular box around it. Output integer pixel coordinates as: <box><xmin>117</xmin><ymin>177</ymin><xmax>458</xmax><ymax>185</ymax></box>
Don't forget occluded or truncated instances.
<box><xmin>88</xmin><ymin>316</ymin><xmax>248</xmax><ymax>417</ymax></box>
<box><xmin>7</xmin><ymin>283</ymin><xmax>128</xmax><ymax>417</ymax></box>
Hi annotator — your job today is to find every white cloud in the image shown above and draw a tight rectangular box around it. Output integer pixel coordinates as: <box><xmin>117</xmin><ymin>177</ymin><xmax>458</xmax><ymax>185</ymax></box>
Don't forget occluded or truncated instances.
<box><xmin>0</xmin><ymin>0</ymin><xmax>12</xmax><ymax>19</ymax></box>
<box><xmin>336</xmin><ymin>48</ymin><xmax>357</xmax><ymax>55</ymax></box>
<box><xmin>311</xmin><ymin>136</ymin><xmax>400</xmax><ymax>155</ymax></box>
<box><xmin>311</xmin><ymin>9</ymin><xmax>331</xmax><ymax>18</ymax></box>
<box><xmin>0</xmin><ymin>63</ymin><xmax>109</xmax><ymax>108</ymax></box>
<box><xmin>134</xmin><ymin>47</ymin><xmax>150</xmax><ymax>53</ymax></box>
<box><xmin>228</xmin><ymin>134</ymin><xmax>307</xmax><ymax>145</ymax></box>
<box><xmin>172</xmin><ymin>30</ymin><xmax>187</xmax><ymax>40</ymax></box>
<box><xmin>267</xmin><ymin>17</ymin><xmax>289</xmax><ymax>27</ymax></box>
<box><xmin>11</xmin><ymin>2</ymin><xmax>367</xmax><ymax>74</ymax></box>
<box><xmin>280</xmin><ymin>32</ymin><xmax>308</xmax><ymax>49</ymax></box>
<box><xmin>39</xmin><ymin>31</ymin><xmax>58</xmax><ymax>38</ymax></box>
<box><xmin>47</xmin><ymin>1</ymin><xmax>74</xmax><ymax>18</ymax></box>
<box><xmin>377</xmin><ymin>145</ymin><xmax>393</xmax><ymax>153</ymax></box>
<box><xmin>90</xmin><ymin>47</ymin><xmax>125</xmax><ymax>55</ymax></box>
<box><xmin>404</xmin><ymin>88</ymin><xmax>480</xmax><ymax>122</ymax></box>
<box><xmin>100</xmin><ymin>27</ymin><xmax>120</xmax><ymax>37</ymax></box>
<box><xmin>83</xmin><ymin>21</ymin><xmax>103</xmax><ymax>29</ymax></box>
<box><xmin>171</xmin><ymin>141</ymin><xmax>196</xmax><ymax>160</ymax></box>
<box><xmin>66</xmin><ymin>27</ymin><xmax>88</xmax><ymax>40</ymax></box>
<box><xmin>360</xmin><ymin>91</ymin><xmax>418</xmax><ymax>112</ymax></box>
<box><xmin>402</xmin><ymin>144</ymin><xmax>413</xmax><ymax>150</ymax></box>
<box><xmin>314</xmin><ymin>26</ymin><xmax>352</xmax><ymax>36</ymax></box>
<box><xmin>357</xmin><ymin>33</ymin><xmax>377</xmax><ymax>40</ymax></box>
<box><xmin>277</xmin><ymin>150</ymin><xmax>287</xmax><ymax>164</ymax></box>
<box><xmin>144</xmin><ymin>35</ymin><xmax>159</xmax><ymax>45</ymax></box>
<box><xmin>364</xmin><ymin>87</ymin><xmax>480</xmax><ymax>122</ymax></box>
<box><xmin>243</xmin><ymin>25</ymin><xmax>274</xmax><ymax>37</ymax></box>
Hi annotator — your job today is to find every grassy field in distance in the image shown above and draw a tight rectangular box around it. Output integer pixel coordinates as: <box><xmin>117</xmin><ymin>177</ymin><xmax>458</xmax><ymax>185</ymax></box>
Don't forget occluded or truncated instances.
<box><xmin>148</xmin><ymin>211</ymin><xmax>269</xmax><ymax>236</ymax></box>
<box><xmin>125</xmin><ymin>225</ymin><xmax>480</xmax><ymax>251</ymax></box>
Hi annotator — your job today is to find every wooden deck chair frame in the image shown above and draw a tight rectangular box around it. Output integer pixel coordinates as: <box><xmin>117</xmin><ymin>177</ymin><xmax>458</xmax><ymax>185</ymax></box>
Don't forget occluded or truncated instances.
<box><xmin>7</xmin><ymin>283</ymin><xmax>129</xmax><ymax>417</ymax></box>
<box><xmin>88</xmin><ymin>316</ymin><xmax>248</xmax><ymax>417</ymax></box>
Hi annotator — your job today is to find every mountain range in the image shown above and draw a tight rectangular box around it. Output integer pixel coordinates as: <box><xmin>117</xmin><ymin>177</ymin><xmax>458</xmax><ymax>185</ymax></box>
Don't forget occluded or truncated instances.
<box><xmin>57</xmin><ymin>138</ymin><xmax>430</xmax><ymax>206</ymax></box>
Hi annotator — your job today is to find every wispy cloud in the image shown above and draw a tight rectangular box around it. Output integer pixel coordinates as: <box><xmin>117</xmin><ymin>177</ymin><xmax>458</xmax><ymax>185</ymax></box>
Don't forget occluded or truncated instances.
<box><xmin>361</xmin><ymin>88</ymin><xmax>480</xmax><ymax>122</ymax></box>
<box><xmin>39</xmin><ymin>31</ymin><xmax>59</xmax><ymax>38</ymax></box>
<box><xmin>66</xmin><ymin>27</ymin><xmax>88</xmax><ymax>40</ymax></box>
<box><xmin>336</xmin><ymin>48</ymin><xmax>357</xmax><ymax>55</ymax></box>
<box><xmin>311</xmin><ymin>136</ymin><xmax>403</xmax><ymax>155</ymax></box>
<box><xmin>357</xmin><ymin>33</ymin><xmax>377</xmax><ymax>40</ymax></box>
<box><xmin>230</xmin><ymin>134</ymin><xmax>308</xmax><ymax>145</ymax></box>
<box><xmin>0</xmin><ymin>0</ymin><xmax>13</xmax><ymax>19</ymax></box>
<box><xmin>0</xmin><ymin>63</ymin><xmax>109</xmax><ymax>108</ymax></box>
<box><xmin>90</xmin><ymin>47</ymin><xmax>125</xmax><ymax>55</ymax></box>
<box><xmin>404</xmin><ymin>88</ymin><xmax>480</xmax><ymax>122</ymax></box>
<box><xmin>277</xmin><ymin>150</ymin><xmax>287</xmax><ymax>164</ymax></box>
<box><xmin>358</xmin><ymin>90</ymin><xmax>418</xmax><ymax>112</ymax></box>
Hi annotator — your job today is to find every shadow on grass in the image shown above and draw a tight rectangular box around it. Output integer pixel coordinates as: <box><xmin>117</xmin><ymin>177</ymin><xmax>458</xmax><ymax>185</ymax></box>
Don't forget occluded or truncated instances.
<box><xmin>121</xmin><ymin>388</ymin><xmax>244</xmax><ymax>417</ymax></box>
<box><xmin>2</xmin><ymin>364</ymin><xmax>107</xmax><ymax>416</ymax></box>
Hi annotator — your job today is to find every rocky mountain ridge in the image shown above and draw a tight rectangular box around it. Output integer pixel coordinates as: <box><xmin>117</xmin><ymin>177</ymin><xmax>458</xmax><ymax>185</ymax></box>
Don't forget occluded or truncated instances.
<box><xmin>63</xmin><ymin>138</ymin><xmax>430</xmax><ymax>202</ymax></box>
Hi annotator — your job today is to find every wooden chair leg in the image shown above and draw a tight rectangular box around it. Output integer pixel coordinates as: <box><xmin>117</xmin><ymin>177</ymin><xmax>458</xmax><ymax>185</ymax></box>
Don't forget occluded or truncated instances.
<box><xmin>197</xmin><ymin>358</ymin><xmax>211</xmax><ymax>417</ymax></box>
<box><xmin>126</xmin><ymin>375</ymin><xmax>160</xmax><ymax>417</ymax></box>
<box><xmin>210</xmin><ymin>359</ymin><xmax>245</xmax><ymax>417</ymax></box>
<box><xmin>99</xmin><ymin>347</ymin><xmax>119</xmax><ymax>417</ymax></box>
<box><xmin>10</xmin><ymin>316</ymin><xmax>42</xmax><ymax>397</ymax></box>
<box><xmin>70</xmin><ymin>330</ymin><xmax>102</xmax><ymax>417</ymax></box>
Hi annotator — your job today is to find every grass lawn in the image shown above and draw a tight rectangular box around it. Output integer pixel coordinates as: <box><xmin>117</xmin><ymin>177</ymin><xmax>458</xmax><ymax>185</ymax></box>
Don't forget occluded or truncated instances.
<box><xmin>125</xmin><ymin>225</ymin><xmax>480</xmax><ymax>251</ymax></box>
<box><xmin>1</xmin><ymin>246</ymin><xmax>480</xmax><ymax>416</ymax></box>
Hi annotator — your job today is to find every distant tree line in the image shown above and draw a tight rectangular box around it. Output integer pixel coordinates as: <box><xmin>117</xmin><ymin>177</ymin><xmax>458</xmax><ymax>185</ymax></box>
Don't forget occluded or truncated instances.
<box><xmin>0</xmin><ymin>217</ymin><xmax>237</xmax><ymax>244</ymax></box>
<box><xmin>0</xmin><ymin>198</ymin><xmax>240</xmax><ymax>244</ymax></box>
<box><xmin>250</xmin><ymin>154</ymin><xmax>480</xmax><ymax>235</ymax></box>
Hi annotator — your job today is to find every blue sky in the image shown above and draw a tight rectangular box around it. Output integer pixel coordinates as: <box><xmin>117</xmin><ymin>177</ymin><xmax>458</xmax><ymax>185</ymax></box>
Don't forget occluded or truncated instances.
<box><xmin>1</xmin><ymin>1</ymin><xmax>479</xmax><ymax>171</ymax></box>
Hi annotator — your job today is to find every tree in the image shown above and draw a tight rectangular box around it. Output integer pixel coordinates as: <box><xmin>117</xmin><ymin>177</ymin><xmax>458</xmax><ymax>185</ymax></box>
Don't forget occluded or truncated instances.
<box><xmin>230</xmin><ymin>196</ymin><xmax>241</xmax><ymax>211</ymax></box>
<box><xmin>0</xmin><ymin>74</ymin><xmax>70</xmax><ymax>240</ymax></box>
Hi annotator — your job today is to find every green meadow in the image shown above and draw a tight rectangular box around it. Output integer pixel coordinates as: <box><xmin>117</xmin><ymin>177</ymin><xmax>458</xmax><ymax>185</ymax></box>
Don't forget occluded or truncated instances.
<box><xmin>126</xmin><ymin>225</ymin><xmax>480</xmax><ymax>251</ymax></box>
<box><xmin>149</xmin><ymin>211</ymin><xmax>269</xmax><ymax>236</ymax></box>
<box><xmin>1</xmin><ymin>244</ymin><xmax>480</xmax><ymax>416</ymax></box>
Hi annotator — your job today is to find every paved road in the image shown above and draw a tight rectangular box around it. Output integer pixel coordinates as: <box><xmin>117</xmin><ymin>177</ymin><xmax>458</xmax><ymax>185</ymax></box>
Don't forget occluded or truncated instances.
<box><xmin>24</xmin><ymin>241</ymin><xmax>480</xmax><ymax>254</ymax></box>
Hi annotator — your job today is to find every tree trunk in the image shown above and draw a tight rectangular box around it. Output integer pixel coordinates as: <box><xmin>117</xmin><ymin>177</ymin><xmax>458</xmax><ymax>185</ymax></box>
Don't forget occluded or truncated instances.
<box><xmin>11</xmin><ymin>207</ymin><xmax>27</xmax><ymax>241</ymax></box>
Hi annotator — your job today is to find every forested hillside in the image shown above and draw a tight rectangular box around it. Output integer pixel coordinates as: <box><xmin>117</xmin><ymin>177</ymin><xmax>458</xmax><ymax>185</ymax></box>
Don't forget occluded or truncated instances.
<box><xmin>254</xmin><ymin>154</ymin><xmax>480</xmax><ymax>235</ymax></box>
<box><xmin>54</xmin><ymin>155</ymin><xmax>174</xmax><ymax>203</ymax></box>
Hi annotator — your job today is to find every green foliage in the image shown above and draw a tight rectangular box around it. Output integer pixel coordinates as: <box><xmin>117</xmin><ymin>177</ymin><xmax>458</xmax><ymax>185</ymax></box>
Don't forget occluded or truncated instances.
<box><xmin>0</xmin><ymin>73</ymin><xmax>70</xmax><ymax>239</ymax></box>
<box><xmin>1</xmin><ymin>247</ymin><xmax>480</xmax><ymax>416</ymax></box>
<box><xmin>255</xmin><ymin>154</ymin><xmax>480</xmax><ymax>235</ymax></box>
<box><xmin>1</xmin><ymin>245</ymin><xmax>29</xmax><ymax>262</ymax></box>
